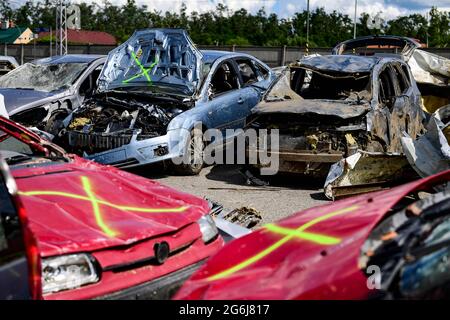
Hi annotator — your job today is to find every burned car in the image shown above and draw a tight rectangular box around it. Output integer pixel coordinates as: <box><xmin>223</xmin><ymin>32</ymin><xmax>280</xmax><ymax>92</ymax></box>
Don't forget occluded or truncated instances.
<box><xmin>0</xmin><ymin>56</ymin><xmax>19</xmax><ymax>76</ymax></box>
<box><xmin>246</xmin><ymin>53</ymin><xmax>426</xmax><ymax>183</ymax></box>
<box><xmin>0</xmin><ymin>54</ymin><xmax>105</xmax><ymax>135</ymax></box>
<box><xmin>175</xmin><ymin>170</ymin><xmax>450</xmax><ymax>300</ymax></box>
<box><xmin>0</xmin><ymin>116</ymin><xmax>223</xmax><ymax>299</ymax></box>
<box><xmin>62</xmin><ymin>29</ymin><xmax>275</xmax><ymax>174</ymax></box>
<box><xmin>332</xmin><ymin>36</ymin><xmax>450</xmax><ymax>189</ymax></box>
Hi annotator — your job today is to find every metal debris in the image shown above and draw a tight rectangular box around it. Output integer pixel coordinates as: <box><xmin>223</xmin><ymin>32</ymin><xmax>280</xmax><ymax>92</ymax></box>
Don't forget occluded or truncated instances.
<box><xmin>324</xmin><ymin>150</ymin><xmax>414</xmax><ymax>200</ymax></box>
<box><xmin>401</xmin><ymin>105</ymin><xmax>450</xmax><ymax>178</ymax></box>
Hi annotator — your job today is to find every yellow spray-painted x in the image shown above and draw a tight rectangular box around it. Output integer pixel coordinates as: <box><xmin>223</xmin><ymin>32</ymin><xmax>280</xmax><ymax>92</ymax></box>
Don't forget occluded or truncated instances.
<box><xmin>207</xmin><ymin>205</ymin><xmax>359</xmax><ymax>281</ymax></box>
<box><xmin>18</xmin><ymin>176</ymin><xmax>189</xmax><ymax>238</ymax></box>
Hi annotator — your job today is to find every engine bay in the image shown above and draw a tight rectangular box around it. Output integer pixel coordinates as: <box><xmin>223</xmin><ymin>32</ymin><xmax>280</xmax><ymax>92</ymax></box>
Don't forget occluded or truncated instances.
<box><xmin>68</xmin><ymin>96</ymin><xmax>184</xmax><ymax>137</ymax></box>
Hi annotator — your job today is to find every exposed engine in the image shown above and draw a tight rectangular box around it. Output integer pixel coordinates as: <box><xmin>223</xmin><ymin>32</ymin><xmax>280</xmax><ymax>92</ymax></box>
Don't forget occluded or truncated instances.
<box><xmin>64</xmin><ymin>96</ymin><xmax>185</xmax><ymax>154</ymax></box>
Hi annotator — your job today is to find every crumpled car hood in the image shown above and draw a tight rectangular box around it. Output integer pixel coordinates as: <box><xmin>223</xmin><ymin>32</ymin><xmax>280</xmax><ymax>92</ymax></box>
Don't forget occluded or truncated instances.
<box><xmin>174</xmin><ymin>171</ymin><xmax>450</xmax><ymax>300</ymax></box>
<box><xmin>0</xmin><ymin>88</ymin><xmax>56</xmax><ymax>114</ymax></box>
<box><xmin>13</xmin><ymin>158</ymin><xmax>208</xmax><ymax>257</ymax></box>
<box><xmin>98</xmin><ymin>29</ymin><xmax>203</xmax><ymax>97</ymax></box>
<box><xmin>253</xmin><ymin>99</ymin><xmax>370</xmax><ymax>119</ymax></box>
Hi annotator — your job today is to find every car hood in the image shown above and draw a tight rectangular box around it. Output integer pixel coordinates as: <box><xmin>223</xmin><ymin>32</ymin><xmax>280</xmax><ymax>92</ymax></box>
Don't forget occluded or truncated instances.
<box><xmin>13</xmin><ymin>157</ymin><xmax>209</xmax><ymax>257</ymax></box>
<box><xmin>253</xmin><ymin>99</ymin><xmax>370</xmax><ymax>119</ymax></box>
<box><xmin>97</xmin><ymin>28</ymin><xmax>203</xmax><ymax>97</ymax></box>
<box><xmin>0</xmin><ymin>88</ymin><xmax>57</xmax><ymax>114</ymax></box>
<box><xmin>174</xmin><ymin>171</ymin><xmax>450</xmax><ymax>300</ymax></box>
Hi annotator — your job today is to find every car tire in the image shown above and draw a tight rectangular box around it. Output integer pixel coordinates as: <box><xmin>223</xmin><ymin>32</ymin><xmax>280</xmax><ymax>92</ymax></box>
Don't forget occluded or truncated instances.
<box><xmin>173</xmin><ymin>128</ymin><xmax>204</xmax><ymax>175</ymax></box>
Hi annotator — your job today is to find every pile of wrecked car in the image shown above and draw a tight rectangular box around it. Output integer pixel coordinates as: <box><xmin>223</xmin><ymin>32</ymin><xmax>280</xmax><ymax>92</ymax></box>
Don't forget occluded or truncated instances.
<box><xmin>1</xmin><ymin>30</ymin><xmax>450</xmax><ymax>300</ymax></box>
<box><xmin>246</xmin><ymin>36</ymin><xmax>450</xmax><ymax>199</ymax></box>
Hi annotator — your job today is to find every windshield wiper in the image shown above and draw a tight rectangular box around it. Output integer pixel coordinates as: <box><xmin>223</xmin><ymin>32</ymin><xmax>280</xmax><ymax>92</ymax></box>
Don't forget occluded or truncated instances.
<box><xmin>5</xmin><ymin>154</ymin><xmax>32</xmax><ymax>165</ymax></box>
<box><xmin>13</xmin><ymin>87</ymin><xmax>34</xmax><ymax>90</ymax></box>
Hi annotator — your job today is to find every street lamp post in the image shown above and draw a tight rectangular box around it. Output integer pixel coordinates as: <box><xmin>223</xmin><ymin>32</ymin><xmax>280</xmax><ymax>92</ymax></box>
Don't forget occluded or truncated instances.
<box><xmin>306</xmin><ymin>0</ymin><xmax>310</xmax><ymax>54</ymax></box>
<box><xmin>354</xmin><ymin>0</ymin><xmax>358</xmax><ymax>39</ymax></box>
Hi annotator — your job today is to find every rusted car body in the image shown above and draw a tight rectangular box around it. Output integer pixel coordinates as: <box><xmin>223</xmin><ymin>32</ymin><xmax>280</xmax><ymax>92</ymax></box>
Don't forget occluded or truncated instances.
<box><xmin>246</xmin><ymin>53</ymin><xmax>426</xmax><ymax>182</ymax></box>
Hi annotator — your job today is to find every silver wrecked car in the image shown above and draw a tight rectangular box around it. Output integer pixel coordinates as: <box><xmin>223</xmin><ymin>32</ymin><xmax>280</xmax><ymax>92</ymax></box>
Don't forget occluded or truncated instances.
<box><xmin>62</xmin><ymin>29</ymin><xmax>275</xmax><ymax>174</ymax></box>
<box><xmin>0</xmin><ymin>54</ymin><xmax>106</xmax><ymax>135</ymax></box>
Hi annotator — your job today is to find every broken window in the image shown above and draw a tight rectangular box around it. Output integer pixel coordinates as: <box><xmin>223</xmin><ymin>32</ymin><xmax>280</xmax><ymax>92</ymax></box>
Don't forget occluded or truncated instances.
<box><xmin>79</xmin><ymin>64</ymin><xmax>103</xmax><ymax>97</ymax></box>
<box><xmin>236</xmin><ymin>59</ymin><xmax>258</xmax><ymax>86</ymax></box>
<box><xmin>292</xmin><ymin>68</ymin><xmax>371</xmax><ymax>101</ymax></box>
<box><xmin>393</xmin><ymin>65</ymin><xmax>411</xmax><ymax>94</ymax></box>
<box><xmin>210</xmin><ymin>61</ymin><xmax>239</xmax><ymax>97</ymax></box>
<box><xmin>254</xmin><ymin>61</ymin><xmax>270</xmax><ymax>80</ymax></box>
<box><xmin>0</xmin><ymin>62</ymin><xmax>88</xmax><ymax>93</ymax></box>
<box><xmin>378</xmin><ymin>67</ymin><xmax>396</xmax><ymax>108</ymax></box>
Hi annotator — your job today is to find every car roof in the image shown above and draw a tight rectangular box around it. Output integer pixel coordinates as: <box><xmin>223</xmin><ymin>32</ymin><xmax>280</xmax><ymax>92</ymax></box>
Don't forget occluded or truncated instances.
<box><xmin>300</xmin><ymin>54</ymin><xmax>386</xmax><ymax>73</ymax></box>
<box><xmin>32</xmin><ymin>54</ymin><xmax>106</xmax><ymax>65</ymax></box>
<box><xmin>200</xmin><ymin>50</ymin><xmax>255</xmax><ymax>64</ymax></box>
<box><xmin>0</xmin><ymin>56</ymin><xmax>19</xmax><ymax>66</ymax></box>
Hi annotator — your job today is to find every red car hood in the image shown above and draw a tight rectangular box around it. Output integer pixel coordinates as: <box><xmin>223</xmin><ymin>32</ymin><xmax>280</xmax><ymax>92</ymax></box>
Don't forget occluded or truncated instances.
<box><xmin>13</xmin><ymin>157</ymin><xmax>209</xmax><ymax>257</ymax></box>
<box><xmin>175</xmin><ymin>171</ymin><xmax>450</xmax><ymax>300</ymax></box>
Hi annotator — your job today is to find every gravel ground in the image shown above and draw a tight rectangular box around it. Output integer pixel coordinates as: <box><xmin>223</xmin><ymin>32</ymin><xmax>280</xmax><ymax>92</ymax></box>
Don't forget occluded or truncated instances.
<box><xmin>129</xmin><ymin>164</ymin><xmax>330</xmax><ymax>225</ymax></box>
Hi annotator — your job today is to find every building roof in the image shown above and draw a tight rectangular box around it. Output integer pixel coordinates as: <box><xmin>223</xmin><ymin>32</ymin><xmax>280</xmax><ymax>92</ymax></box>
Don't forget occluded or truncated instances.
<box><xmin>0</xmin><ymin>27</ymin><xmax>27</xmax><ymax>44</ymax></box>
<box><xmin>38</xmin><ymin>29</ymin><xmax>117</xmax><ymax>45</ymax></box>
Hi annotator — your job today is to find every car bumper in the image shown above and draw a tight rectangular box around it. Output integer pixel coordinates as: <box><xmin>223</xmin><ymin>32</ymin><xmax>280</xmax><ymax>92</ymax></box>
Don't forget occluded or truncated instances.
<box><xmin>76</xmin><ymin>129</ymin><xmax>190</xmax><ymax>168</ymax></box>
<box><xmin>95</xmin><ymin>260</ymin><xmax>204</xmax><ymax>300</ymax></box>
<box><xmin>248</xmin><ymin>147</ymin><xmax>344</xmax><ymax>175</ymax></box>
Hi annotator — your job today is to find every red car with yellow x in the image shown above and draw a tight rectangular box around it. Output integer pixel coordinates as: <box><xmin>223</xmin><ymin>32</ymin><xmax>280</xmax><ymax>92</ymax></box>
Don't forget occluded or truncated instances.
<box><xmin>0</xmin><ymin>116</ymin><xmax>223</xmax><ymax>299</ymax></box>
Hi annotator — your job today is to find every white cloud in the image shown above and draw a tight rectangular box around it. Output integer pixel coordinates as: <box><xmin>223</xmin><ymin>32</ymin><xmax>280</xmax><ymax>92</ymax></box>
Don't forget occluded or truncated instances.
<box><xmin>11</xmin><ymin>0</ymin><xmax>450</xmax><ymax>20</ymax></box>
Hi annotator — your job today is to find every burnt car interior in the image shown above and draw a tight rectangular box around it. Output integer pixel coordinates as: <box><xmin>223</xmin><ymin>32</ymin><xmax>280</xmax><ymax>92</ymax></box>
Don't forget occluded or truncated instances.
<box><xmin>291</xmin><ymin>67</ymin><xmax>371</xmax><ymax>101</ymax></box>
<box><xmin>359</xmin><ymin>178</ymin><xmax>450</xmax><ymax>299</ymax></box>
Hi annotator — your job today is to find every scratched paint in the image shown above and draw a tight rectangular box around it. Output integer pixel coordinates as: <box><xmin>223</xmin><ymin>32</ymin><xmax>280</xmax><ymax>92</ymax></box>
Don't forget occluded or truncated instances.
<box><xmin>207</xmin><ymin>205</ymin><xmax>359</xmax><ymax>281</ymax></box>
<box><xmin>122</xmin><ymin>51</ymin><xmax>159</xmax><ymax>84</ymax></box>
<box><xmin>18</xmin><ymin>176</ymin><xmax>189</xmax><ymax>238</ymax></box>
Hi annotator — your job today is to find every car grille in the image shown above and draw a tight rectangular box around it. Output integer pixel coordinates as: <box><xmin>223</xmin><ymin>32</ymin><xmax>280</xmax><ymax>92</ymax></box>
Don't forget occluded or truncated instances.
<box><xmin>68</xmin><ymin>131</ymin><xmax>133</xmax><ymax>152</ymax></box>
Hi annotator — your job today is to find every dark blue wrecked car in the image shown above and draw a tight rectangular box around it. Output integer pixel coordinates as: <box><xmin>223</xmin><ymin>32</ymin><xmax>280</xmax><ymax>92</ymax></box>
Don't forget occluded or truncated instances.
<box><xmin>62</xmin><ymin>29</ymin><xmax>276</xmax><ymax>174</ymax></box>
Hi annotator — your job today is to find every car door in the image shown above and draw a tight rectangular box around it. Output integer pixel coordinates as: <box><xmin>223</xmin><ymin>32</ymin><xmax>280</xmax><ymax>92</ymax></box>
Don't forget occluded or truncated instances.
<box><xmin>205</xmin><ymin>59</ymin><xmax>249</xmax><ymax>138</ymax></box>
<box><xmin>0</xmin><ymin>158</ymin><xmax>31</xmax><ymax>299</ymax></box>
<box><xmin>233</xmin><ymin>57</ymin><xmax>268</xmax><ymax>117</ymax></box>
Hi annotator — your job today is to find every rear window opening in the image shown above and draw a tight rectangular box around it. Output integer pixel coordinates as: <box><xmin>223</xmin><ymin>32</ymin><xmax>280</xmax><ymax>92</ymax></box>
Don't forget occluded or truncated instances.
<box><xmin>291</xmin><ymin>68</ymin><xmax>371</xmax><ymax>101</ymax></box>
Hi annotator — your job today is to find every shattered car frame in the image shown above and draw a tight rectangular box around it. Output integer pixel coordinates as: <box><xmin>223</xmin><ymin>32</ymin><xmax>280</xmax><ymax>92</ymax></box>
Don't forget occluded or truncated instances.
<box><xmin>0</xmin><ymin>54</ymin><xmax>106</xmax><ymax>135</ymax></box>
<box><xmin>246</xmin><ymin>53</ymin><xmax>426</xmax><ymax>183</ymax></box>
<box><xmin>333</xmin><ymin>36</ymin><xmax>450</xmax><ymax>182</ymax></box>
<box><xmin>62</xmin><ymin>29</ymin><xmax>275</xmax><ymax>174</ymax></box>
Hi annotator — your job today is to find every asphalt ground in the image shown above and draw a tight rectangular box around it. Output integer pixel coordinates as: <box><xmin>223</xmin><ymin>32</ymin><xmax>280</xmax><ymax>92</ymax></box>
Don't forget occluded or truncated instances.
<box><xmin>129</xmin><ymin>163</ymin><xmax>330</xmax><ymax>226</ymax></box>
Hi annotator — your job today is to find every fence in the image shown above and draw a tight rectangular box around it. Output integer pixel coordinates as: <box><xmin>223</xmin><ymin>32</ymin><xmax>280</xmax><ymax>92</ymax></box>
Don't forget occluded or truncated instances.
<box><xmin>2</xmin><ymin>43</ymin><xmax>450</xmax><ymax>67</ymax></box>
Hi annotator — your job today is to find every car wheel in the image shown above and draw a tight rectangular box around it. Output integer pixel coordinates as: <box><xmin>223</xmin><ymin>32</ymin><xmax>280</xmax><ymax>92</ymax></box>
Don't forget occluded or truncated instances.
<box><xmin>173</xmin><ymin>128</ymin><xmax>204</xmax><ymax>175</ymax></box>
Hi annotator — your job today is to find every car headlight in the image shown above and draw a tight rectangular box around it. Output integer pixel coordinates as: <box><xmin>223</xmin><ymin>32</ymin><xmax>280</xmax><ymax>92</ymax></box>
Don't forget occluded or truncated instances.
<box><xmin>42</xmin><ymin>253</ymin><xmax>99</xmax><ymax>294</ymax></box>
<box><xmin>197</xmin><ymin>214</ymin><xmax>219</xmax><ymax>243</ymax></box>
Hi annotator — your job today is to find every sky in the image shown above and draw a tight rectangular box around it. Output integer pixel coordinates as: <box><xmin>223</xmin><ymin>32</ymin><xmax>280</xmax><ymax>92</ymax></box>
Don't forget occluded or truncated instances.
<box><xmin>10</xmin><ymin>0</ymin><xmax>450</xmax><ymax>20</ymax></box>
